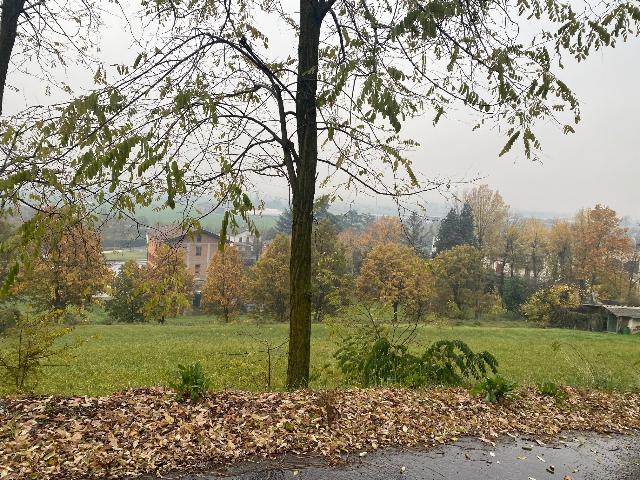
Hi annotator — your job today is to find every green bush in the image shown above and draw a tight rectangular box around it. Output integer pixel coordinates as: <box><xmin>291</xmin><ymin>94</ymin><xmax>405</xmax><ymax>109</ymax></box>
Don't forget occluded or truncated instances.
<box><xmin>0</xmin><ymin>308</ymin><xmax>75</xmax><ymax>392</ymax></box>
<box><xmin>472</xmin><ymin>375</ymin><xmax>517</xmax><ymax>403</ymax></box>
<box><xmin>172</xmin><ymin>362</ymin><xmax>208</xmax><ymax>402</ymax></box>
<box><xmin>335</xmin><ymin>336</ymin><xmax>498</xmax><ymax>388</ymax></box>
<box><xmin>501</xmin><ymin>277</ymin><xmax>534</xmax><ymax>312</ymax></box>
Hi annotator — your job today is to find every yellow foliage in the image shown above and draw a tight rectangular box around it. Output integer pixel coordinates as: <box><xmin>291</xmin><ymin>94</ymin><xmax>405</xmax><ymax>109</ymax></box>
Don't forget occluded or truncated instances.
<box><xmin>201</xmin><ymin>246</ymin><xmax>246</xmax><ymax>322</ymax></box>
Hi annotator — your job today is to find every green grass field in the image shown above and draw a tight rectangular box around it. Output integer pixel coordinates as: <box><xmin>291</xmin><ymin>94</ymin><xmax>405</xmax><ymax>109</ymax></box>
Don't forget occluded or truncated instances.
<box><xmin>3</xmin><ymin>315</ymin><xmax>639</xmax><ymax>396</ymax></box>
<box><xmin>133</xmin><ymin>207</ymin><xmax>279</xmax><ymax>234</ymax></box>
<box><xmin>103</xmin><ymin>247</ymin><xmax>147</xmax><ymax>262</ymax></box>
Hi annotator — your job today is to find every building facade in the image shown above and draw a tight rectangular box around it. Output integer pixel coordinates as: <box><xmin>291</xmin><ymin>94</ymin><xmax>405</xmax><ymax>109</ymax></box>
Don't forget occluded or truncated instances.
<box><xmin>147</xmin><ymin>226</ymin><xmax>221</xmax><ymax>285</ymax></box>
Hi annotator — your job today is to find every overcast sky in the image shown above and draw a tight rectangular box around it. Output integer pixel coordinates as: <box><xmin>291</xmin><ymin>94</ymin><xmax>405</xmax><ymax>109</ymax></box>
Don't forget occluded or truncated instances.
<box><xmin>5</xmin><ymin>3</ymin><xmax>639</xmax><ymax>220</ymax></box>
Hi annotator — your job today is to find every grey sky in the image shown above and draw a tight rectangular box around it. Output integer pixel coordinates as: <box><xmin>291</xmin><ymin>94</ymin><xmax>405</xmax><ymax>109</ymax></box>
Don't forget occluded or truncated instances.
<box><xmin>5</xmin><ymin>3</ymin><xmax>639</xmax><ymax>220</ymax></box>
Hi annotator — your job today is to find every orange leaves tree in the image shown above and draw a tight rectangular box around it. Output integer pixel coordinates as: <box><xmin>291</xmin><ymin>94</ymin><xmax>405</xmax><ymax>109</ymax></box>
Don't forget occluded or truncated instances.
<box><xmin>340</xmin><ymin>216</ymin><xmax>403</xmax><ymax>275</ymax></box>
<box><xmin>357</xmin><ymin>243</ymin><xmax>431</xmax><ymax>322</ymax></box>
<box><xmin>17</xmin><ymin>218</ymin><xmax>112</xmax><ymax>310</ymax></box>
<box><xmin>139</xmin><ymin>245</ymin><xmax>194</xmax><ymax>324</ymax></box>
<box><xmin>250</xmin><ymin>235</ymin><xmax>290</xmax><ymax>322</ymax></box>
<box><xmin>571</xmin><ymin>205</ymin><xmax>634</xmax><ymax>301</ymax></box>
<box><xmin>201</xmin><ymin>246</ymin><xmax>246</xmax><ymax>322</ymax></box>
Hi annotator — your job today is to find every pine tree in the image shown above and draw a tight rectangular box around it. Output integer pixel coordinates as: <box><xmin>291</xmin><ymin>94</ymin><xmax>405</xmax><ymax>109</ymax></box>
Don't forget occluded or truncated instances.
<box><xmin>403</xmin><ymin>211</ymin><xmax>431</xmax><ymax>258</ymax></box>
<box><xmin>458</xmin><ymin>203</ymin><xmax>476</xmax><ymax>246</ymax></box>
<box><xmin>434</xmin><ymin>208</ymin><xmax>460</xmax><ymax>254</ymax></box>
<box><xmin>434</xmin><ymin>204</ymin><xmax>475</xmax><ymax>255</ymax></box>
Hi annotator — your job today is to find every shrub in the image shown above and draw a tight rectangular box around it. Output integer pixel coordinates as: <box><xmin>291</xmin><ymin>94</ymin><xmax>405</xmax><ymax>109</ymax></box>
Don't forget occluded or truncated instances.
<box><xmin>472</xmin><ymin>375</ymin><xmax>517</xmax><ymax>403</ymax></box>
<box><xmin>0</xmin><ymin>309</ymin><xmax>75</xmax><ymax>392</ymax></box>
<box><xmin>335</xmin><ymin>335</ymin><xmax>498</xmax><ymax>388</ymax></box>
<box><xmin>521</xmin><ymin>284</ymin><xmax>580</xmax><ymax>324</ymax></box>
<box><xmin>172</xmin><ymin>362</ymin><xmax>208</xmax><ymax>402</ymax></box>
<box><xmin>501</xmin><ymin>277</ymin><xmax>534</xmax><ymax>312</ymax></box>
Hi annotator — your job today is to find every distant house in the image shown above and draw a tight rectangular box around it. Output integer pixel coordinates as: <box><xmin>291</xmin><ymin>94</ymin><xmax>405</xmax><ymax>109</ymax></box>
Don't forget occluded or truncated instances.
<box><xmin>146</xmin><ymin>225</ymin><xmax>221</xmax><ymax>284</ymax></box>
<box><xmin>228</xmin><ymin>229</ymin><xmax>261</xmax><ymax>264</ymax></box>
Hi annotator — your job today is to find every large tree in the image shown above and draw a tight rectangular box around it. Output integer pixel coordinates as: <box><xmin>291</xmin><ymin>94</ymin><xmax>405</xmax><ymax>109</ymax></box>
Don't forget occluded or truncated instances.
<box><xmin>402</xmin><ymin>210</ymin><xmax>432</xmax><ymax>258</ymax></box>
<box><xmin>434</xmin><ymin>203</ymin><xmax>475</xmax><ymax>254</ymax></box>
<box><xmin>2</xmin><ymin>0</ymin><xmax>639</xmax><ymax>387</ymax></box>
<box><xmin>357</xmin><ymin>242</ymin><xmax>430</xmax><ymax>322</ymax></box>
<box><xmin>201</xmin><ymin>246</ymin><xmax>246</xmax><ymax>322</ymax></box>
<box><xmin>429</xmin><ymin>244</ymin><xmax>489</xmax><ymax>318</ymax></box>
<box><xmin>106</xmin><ymin>259</ymin><xmax>146</xmax><ymax>323</ymax></box>
<box><xmin>464</xmin><ymin>185</ymin><xmax>509</xmax><ymax>259</ymax></box>
<box><xmin>16</xmin><ymin>214</ymin><xmax>112</xmax><ymax>309</ymax></box>
<box><xmin>571</xmin><ymin>205</ymin><xmax>633</xmax><ymax>301</ymax></box>
<box><xmin>250</xmin><ymin>234</ymin><xmax>290</xmax><ymax>321</ymax></box>
<box><xmin>0</xmin><ymin>0</ymin><xmax>105</xmax><ymax>114</ymax></box>
<box><xmin>140</xmin><ymin>244</ymin><xmax>194</xmax><ymax>323</ymax></box>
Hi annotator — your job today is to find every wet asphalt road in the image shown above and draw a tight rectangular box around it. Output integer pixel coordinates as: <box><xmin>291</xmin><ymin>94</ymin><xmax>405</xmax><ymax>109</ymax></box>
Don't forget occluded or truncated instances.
<box><xmin>177</xmin><ymin>432</ymin><xmax>640</xmax><ymax>480</ymax></box>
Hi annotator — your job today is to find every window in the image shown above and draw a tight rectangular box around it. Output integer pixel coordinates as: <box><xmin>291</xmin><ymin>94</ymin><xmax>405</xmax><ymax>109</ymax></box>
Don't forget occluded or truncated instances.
<box><xmin>196</xmin><ymin>234</ymin><xmax>202</xmax><ymax>243</ymax></box>
<box><xmin>195</xmin><ymin>246</ymin><xmax>202</xmax><ymax>256</ymax></box>
<box><xmin>194</xmin><ymin>264</ymin><xmax>201</xmax><ymax>275</ymax></box>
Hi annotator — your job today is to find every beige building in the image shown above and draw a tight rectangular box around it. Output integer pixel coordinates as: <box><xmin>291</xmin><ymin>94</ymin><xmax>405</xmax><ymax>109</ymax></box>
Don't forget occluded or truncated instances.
<box><xmin>146</xmin><ymin>225</ymin><xmax>221</xmax><ymax>284</ymax></box>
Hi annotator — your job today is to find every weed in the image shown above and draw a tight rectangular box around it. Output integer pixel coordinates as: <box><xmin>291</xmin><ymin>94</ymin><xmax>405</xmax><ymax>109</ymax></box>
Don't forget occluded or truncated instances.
<box><xmin>472</xmin><ymin>375</ymin><xmax>517</xmax><ymax>403</ymax></box>
<box><xmin>172</xmin><ymin>362</ymin><xmax>208</xmax><ymax>402</ymax></box>
<box><xmin>537</xmin><ymin>381</ymin><xmax>566</xmax><ymax>400</ymax></box>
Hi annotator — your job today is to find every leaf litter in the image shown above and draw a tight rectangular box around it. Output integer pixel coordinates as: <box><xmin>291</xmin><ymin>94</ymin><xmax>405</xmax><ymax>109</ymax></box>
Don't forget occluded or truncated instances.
<box><xmin>1</xmin><ymin>386</ymin><xmax>639</xmax><ymax>479</ymax></box>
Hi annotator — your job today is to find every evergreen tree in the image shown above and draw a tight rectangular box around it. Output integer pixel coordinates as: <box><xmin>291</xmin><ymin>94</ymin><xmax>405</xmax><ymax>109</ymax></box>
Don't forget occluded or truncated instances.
<box><xmin>403</xmin><ymin>211</ymin><xmax>431</xmax><ymax>259</ymax></box>
<box><xmin>434</xmin><ymin>208</ymin><xmax>460</xmax><ymax>254</ymax></box>
<box><xmin>336</xmin><ymin>209</ymin><xmax>374</xmax><ymax>232</ymax></box>
<box><xmin>434</xmin><ymin>204</ymin><xmax>475</xmax><ymax>254</ymax></box>
<box><xmin>458</xmin><ymin>203</ymin><xmax>476</xmax><ymax>246</ymax></box>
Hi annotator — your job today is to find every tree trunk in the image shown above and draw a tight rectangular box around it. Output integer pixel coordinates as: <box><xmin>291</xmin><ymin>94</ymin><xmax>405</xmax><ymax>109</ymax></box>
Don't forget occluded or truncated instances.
<box><xmin>287</xmin><ymin>0</ymin><xmax>323</xmax><ymax>389</ymax></box>
<box><xmin>0</xmin><ymin>0</ymin><xmax>26</xmax><ymax>115</ymax></box>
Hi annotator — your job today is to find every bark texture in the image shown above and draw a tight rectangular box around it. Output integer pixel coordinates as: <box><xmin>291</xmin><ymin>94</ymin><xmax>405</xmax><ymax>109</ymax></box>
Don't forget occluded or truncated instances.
<box><xmin>286</xmin><ymin>0</ymin><xmax>324</xmax><ymax>388</ymax></box>
<box><xmin>0</xmin><ymin>0</ymin><xmax>25</xmax><ymax>115</ymax></box>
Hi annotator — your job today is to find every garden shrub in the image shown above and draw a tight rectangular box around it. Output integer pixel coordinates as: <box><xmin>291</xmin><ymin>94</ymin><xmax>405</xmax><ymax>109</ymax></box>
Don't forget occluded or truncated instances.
<box><xmin>335</xmin><ymin>336</ymin><xmax>498</xmax><ymax>388</ymax></box>
<box><xmin>0</xmin><ymin>308</ymin><xmax>75</xmax><ymax>392</ymax></box>
<box><xmin>172</xmin><ymin>362</ymin><xmax>208</xmax><ymax>402</ymax></box>
<box><xmin>471</xmin><ymin>375</ymin><xmax>517</xmax><ymax>403</ymax></box>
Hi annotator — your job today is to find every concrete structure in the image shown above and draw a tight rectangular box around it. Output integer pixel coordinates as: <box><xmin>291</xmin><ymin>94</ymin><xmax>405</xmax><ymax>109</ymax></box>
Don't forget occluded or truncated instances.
<box><xmin>146</xmin><ymin>225</ymin><xmax>220</xmax><ymax>284</ymax></box>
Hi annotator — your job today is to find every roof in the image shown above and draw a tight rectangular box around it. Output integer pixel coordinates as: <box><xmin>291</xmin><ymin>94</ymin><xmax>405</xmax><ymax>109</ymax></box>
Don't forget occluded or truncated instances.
<box><xmin>603</xmin><ymin>305</ymin><xmax>640</xmax><ymax>319</ymax></box>
<box><xmin>147</xmin><ymin>224</ymin><xmax>220</xmax><ymax>244</ymax></box>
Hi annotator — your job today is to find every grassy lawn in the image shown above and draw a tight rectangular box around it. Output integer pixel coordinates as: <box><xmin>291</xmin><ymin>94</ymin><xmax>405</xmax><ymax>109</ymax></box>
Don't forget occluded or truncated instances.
<box><xmin>102</xmin><ymin>247</ymin><xmax>147</xmax><ymax>262</ymax></box>
<box><xmin>3</xmin><ymin>314</ymin><xmax>639</xmax><ymax>396</ymax></box>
